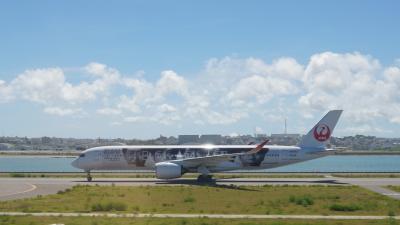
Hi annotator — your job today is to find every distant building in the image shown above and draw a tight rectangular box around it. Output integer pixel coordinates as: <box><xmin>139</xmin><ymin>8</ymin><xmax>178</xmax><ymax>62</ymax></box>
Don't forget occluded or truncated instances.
<box><xmin>178</xmin><ymin>135</ymin><xmax>199</xmax><ymax>144</ymax></box>
<box><xmin>41</xmin><ymin>136</ymin><xmax>51</xmax><ymax>144</ymax></box>
<box><xmin>30</xmin><ymin>138</ymin><xmax>42</xmax><ymax>145</ymax></box>
<box><xmin>0</xmin><ymin>143</ymin><xmax>12</xmax><ymax>150</ymax></box>
<box><xmin>270</xmin><ymin>133</ymin><xmax>301</xmax><ymax>145</ymax></box>
<box><xmin>255</xmin><ymin>133</ymin><xmax>268</xmax><ymax>138</ymax></box>
<box><xmin>199</xmin><ymin>134</ymin><xmax>222</xmax><ymax>144</ymax></box>
<box><xmin>166</xmin><ymin>136</ymin><xmax>178</xmax><ymax>145</ymax></box>
<box><xmin>271</xmin><ymin>133</ymin><xmax>300</xmax><ymax>138</ymax></box>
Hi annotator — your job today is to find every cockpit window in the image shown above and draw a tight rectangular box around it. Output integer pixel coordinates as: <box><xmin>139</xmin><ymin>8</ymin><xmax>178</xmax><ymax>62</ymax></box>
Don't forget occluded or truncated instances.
<box><xmin>79</xmin><ymin>154</ymin><xmax>85</xmax><ymax>157</ymax></box>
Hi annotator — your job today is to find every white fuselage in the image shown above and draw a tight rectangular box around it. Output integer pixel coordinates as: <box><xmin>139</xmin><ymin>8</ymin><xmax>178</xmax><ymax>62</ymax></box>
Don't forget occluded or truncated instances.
<box><xmin>71</xmin><ymin>144</ymin><xmax>333</xmax><ymax>172</ymax></box>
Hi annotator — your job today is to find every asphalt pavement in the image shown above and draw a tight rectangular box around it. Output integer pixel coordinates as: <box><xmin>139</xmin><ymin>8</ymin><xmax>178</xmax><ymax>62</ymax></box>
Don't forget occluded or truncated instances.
<box><xmin>1</xmin><ymin>177</ymin><xmax>400</xmax><ymax>200</ymax></box>
<box><xmin>0</xmin><ymin>212</ymin><xmax>399</xmax><ymax>220</ymax></box>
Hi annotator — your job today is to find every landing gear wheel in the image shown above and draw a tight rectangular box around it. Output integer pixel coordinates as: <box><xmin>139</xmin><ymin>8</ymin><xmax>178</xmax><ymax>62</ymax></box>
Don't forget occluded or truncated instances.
<box><xmin>86</xmin><ymin>171</ymin><xmax>92</xmax><ymax>182</ymax></box>
<box><xmin>197</xmin><ymin>174</ymin><xmax>213</xmax><ymax>182</ymax></box>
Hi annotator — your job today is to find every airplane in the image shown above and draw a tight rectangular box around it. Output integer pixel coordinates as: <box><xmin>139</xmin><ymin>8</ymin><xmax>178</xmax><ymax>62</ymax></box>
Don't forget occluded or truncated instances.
<box><xmin>71</xmin><ymin>110</ymin><xmax>343</xmax><ymax>182</ymax></box>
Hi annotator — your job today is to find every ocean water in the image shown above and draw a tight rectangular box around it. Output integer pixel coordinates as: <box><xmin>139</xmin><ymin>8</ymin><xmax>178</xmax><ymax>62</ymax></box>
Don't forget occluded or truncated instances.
<box><xmin>0</xmin><ymin>156</ymin><xmax>80</xmax><ymax>172</ymax></box>
<box><xmin>0</xmin><ymin>155</ymin><xmax>399</xmax><ymax>173</ymax></box>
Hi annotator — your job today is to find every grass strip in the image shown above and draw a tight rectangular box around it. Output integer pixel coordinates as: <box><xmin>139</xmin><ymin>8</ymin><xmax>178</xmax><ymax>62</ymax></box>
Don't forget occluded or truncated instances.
<box><xmin>0</xmin><ymin>185</ymin><xmax>399</xmax><ymax>215</ymax></box>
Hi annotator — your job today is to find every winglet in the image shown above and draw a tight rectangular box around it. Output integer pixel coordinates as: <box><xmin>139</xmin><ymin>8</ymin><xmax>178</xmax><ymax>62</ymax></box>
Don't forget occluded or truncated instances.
<box><xmin>246</xmin><ymin>139</ymin><xmax>269</xmax><ymax>154</ymax></box>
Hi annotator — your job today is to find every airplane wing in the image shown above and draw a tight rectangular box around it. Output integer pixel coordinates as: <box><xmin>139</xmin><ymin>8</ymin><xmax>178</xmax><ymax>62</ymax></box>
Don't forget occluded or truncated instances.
<box><xmin>169</xmin><ymin>140</ymin><xmax>269</xmax><ymax>169</ymax></box>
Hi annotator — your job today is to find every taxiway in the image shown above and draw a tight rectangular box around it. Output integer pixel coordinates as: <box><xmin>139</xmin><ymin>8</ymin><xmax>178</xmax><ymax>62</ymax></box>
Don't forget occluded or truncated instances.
<box><xmin>1</xmin><ymin>177</ymin><xmax>400</xmax><ymax>201</ymax></box>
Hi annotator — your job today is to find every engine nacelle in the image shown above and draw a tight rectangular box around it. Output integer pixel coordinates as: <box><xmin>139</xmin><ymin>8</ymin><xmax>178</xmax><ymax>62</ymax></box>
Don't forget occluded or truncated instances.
<box><xmin>155</xmin><ymin>162</ymin><xmax>183</xmax><ymax>179</ymax></box>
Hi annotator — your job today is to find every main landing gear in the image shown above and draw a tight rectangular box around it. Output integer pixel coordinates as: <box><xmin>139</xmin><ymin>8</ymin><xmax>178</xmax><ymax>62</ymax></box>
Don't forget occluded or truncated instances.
<box><xmin>197</xmin><ymin>174</ymin><xmax>214</xmax><ymax>182</ymax></box>
<box><xmin>86</xmin><ymin>170</ymin><xmax>92</xmax><ymax>182</ymax></box>
<box><xmin>196</xmin><ymin>166</ymin><xmax>214</xmax><ymax>182</ymax></box>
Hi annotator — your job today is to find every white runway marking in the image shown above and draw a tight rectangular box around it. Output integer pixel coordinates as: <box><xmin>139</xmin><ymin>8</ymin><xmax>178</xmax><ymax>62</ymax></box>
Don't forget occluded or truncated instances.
<box><xmin>0</xmin><ymin>183</ymin><xmax>36</xmax><ymax>197</ymax></box>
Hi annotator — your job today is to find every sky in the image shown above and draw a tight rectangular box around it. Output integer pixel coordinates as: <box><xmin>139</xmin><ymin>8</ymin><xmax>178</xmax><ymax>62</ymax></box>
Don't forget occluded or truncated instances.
<box><xmin>0</xmin><ymin>0</ymin><xmax>400</xmax><ymax>139</ymax></box>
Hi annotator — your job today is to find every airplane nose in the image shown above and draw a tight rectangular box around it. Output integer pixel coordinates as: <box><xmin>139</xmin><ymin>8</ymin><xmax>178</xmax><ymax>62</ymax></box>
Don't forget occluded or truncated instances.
<box><xmin>71</xmin><ymin>158</ymin><xmax>80</xmax><ymax>169</ymax></box>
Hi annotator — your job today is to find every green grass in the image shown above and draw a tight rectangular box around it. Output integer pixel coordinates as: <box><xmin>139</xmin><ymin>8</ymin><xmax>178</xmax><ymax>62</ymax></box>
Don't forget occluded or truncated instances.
<box><xmin>289</xmin><ymin>195</ymin><xmax>314</xmax><ymax>207</ymax></box>
<box><xmin>8</xmin><ymin>173</ymin><xmax>27</xmax><ymax>178</ymax></box>
<box><xmin>373</xmin><ymin>146</ymin><xmax>400</xmax><ymax>151</ymax></box>
<box><xmin>387</xmin><ymin>186</ymin><xmax>400</xmax><ymax>192</ymax></box>
<box><xmin>329</xmin><ymin>204</ymin><xmax>362</xmax><ymax>212</ymax></box>
<box><xmin>333</xmin><ymin>173</ymin><xmax>400</xmax><ymax>178</ymax></box>
<box><xmin>0</xmin><ymin>216</ymin><xmax>400</xmax><ymax>225</ymax></box>
<box><xmin>91</xmin><ymin>201</ymin><xmax>127</xmax><ymax>211</ymax></box>
<box><xmin>0</xmin><ymin>185</ymin><xmax>399</xmax><ymax>215</ymax></box>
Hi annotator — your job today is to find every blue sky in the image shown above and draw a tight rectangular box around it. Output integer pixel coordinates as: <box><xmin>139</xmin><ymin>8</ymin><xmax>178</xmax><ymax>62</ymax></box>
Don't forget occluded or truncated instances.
<box><xmin>0</xmin><ymin>1</ymin><xmax>400</xmax><ymax>138</ymax></box>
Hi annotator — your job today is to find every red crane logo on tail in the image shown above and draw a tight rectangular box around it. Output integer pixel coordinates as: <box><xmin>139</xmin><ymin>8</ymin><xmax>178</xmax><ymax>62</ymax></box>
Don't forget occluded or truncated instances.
<box><xmin>313</xmin><ymin>123</ymin><xmax>331</xmax><ymax>142</ymax></box>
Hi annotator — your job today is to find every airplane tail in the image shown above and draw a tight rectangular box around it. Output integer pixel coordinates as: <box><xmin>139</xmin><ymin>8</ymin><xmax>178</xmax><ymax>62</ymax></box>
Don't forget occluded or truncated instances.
<box><xmin>298</xmin><ymin>110</ymin><xmax>343</xmax><ymax>149</ymax></box>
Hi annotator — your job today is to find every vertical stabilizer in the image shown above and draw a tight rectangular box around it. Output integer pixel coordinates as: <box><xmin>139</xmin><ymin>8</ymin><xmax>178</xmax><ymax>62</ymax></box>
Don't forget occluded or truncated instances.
<box><xmin>298</xmin><ymin>110</ymin><xmax>343</xmax><ymax>149</ymax></box>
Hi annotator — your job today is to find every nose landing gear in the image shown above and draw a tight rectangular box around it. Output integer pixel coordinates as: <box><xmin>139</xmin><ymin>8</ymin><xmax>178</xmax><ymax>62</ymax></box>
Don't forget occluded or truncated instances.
<box><xmin>86</xmin><ymin>170</ymin><xmax>92</xmax><ymax>182</ymax></box>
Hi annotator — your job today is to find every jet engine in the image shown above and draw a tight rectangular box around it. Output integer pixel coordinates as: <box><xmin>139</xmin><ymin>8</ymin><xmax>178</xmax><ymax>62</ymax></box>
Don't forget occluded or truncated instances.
<box><xmin>155</xmin><ymin>162</ymin><xmax>184</xmax><ymax>179</ymax></box>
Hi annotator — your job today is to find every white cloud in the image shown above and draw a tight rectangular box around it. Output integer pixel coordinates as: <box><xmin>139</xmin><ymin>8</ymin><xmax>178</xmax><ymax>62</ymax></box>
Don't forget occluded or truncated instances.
<box><xmin>158</xmin><ymin>104</ymin><xmax>177</xmax><ymax>113</ymax></box>
<box><xmin>154</xmin><ymin>112</ymin><xmax>181</xmax><ymax>125</ymax></box>
<box><xmin>123</xmin><ymin>78</ymin><xmax>154</xmax><ymax>101</ymax></box>
<box><xmin>156</xmin><ymin>70</ymin><xmax>189</xmax><ymax>98</ymax></box>
<box><xmin>85</xmin><ymin>62</ymin><xmax>120</xmax><ymax>80</ymax></box>
<box><xmin>118</xmin><ymin>70</ymin><xmax>189</xmax><ymax>114</ymax></box>
<box><xmin>298</xmin><ymin>52</ymin><xmax>400</xmax><ymax>125</ymax></box>
<box><xmin>227</xmin><ymin>75</ymin><xmax>297</xmax><ymax>106</ymax></box>
<box><xmin>110</xmin><ymin>121</ymin><xmax>122</xmax><ymax>126</ymax></box>
<box><xmin>302</xmin><ymin>52</ymin><xmax>380</xmax><ymax>93</ymax></box>
<box><xmin>11</xmin><ymin>68</ymin><xmax>66</xmax><ymax>104</ymax></box>
<box><xmin>384</xmin><ymin>66</ymin><xmax>400</xmax><ymax>84</ymax></box>
<box><xmin>203</xmin><ymin>110</ymin><xmax>248</xmax><ymax>125</ymax></box>
<box><xmin>4</xmin><ymin>63</ymin><xmax>120</xmax><ymax>106</ymax></box>
<box><xmin>0</xmin><ymin>80</ymin><xmax>14</xmax><ymax>103</ymax></box>
<box><xmin>0</xmin><ymin>62</ymin><xmax>122</xmax><ymax>117</ymax></box>
<box><xmin>204</xmin><ymin>57</ymin><xmax>302</xmax><ymax>106</ymax></box>
<box><xmin>254</xmin><ymin>126</ymin><xmax>264</xmax><ymax>134</ymax></box>
<box><xmin>43</xmin><ymin>107</ymin><xmax>84</xmax><ymax>116</ymax></box>
<box><xmin>339</xmin><ymin>125</ymin><xmax>391</xmax><ymax>134</ymax></box>
<box><xmin>97</xmin><ymin>108</ymin><xmax>121</xmax><ymax>115</ymax></box>
<box><xmin>117</xmin><ymin>95</ymin><xmax>142</xmax><ymax>113</ymax></box>
<box><xmin>202</xmin><ymin>56</ymin><xmax>303</xmax><ymax>87</ymax></box>
<box><xmin>3</xmin><ymin>53</ymin><xmax>400</xmax><ymax>136</ymax></box>
<box><xmin>85</xmin><ymin>62</ymin><xmax>108</xmax><ymax>76</ymax></box>
<box><xmin>394</xmin><ymin>59</ymin><xmax>400</xmax><ymax>67</ymax></box>
<box><xmin>123</xmin><ymin>116</ymin><xmax>146</xmax><ymax>123</ymax></box>
<box><xmin>246</xmin><ymin>57</ymin><xmax>304</xmax><ymax>80</ymax></box>
<box><xmin>125</xmin><ymin>103</ymin><xmax>180</xmax><ymax>125</ymax></box>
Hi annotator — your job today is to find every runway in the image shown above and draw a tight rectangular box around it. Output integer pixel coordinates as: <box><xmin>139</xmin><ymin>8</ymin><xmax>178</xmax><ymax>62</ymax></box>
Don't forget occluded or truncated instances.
<box><xmin>1</xmin><ymin>177</ymin><xmax>400</xmax><ymax>201</ymax></box>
